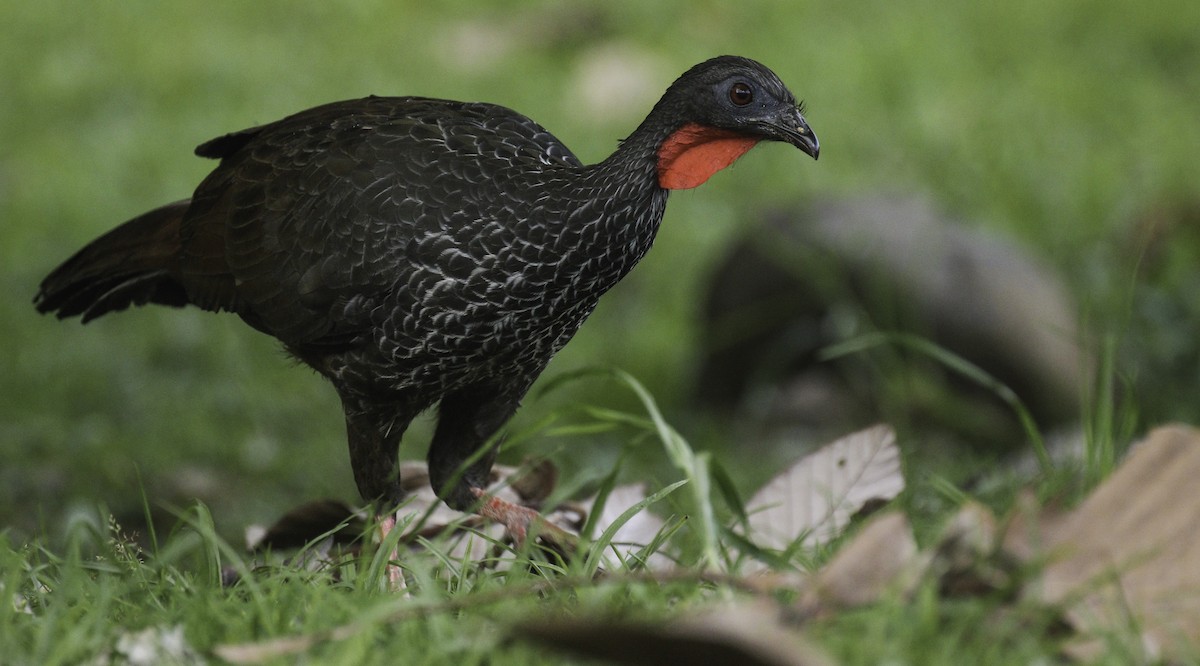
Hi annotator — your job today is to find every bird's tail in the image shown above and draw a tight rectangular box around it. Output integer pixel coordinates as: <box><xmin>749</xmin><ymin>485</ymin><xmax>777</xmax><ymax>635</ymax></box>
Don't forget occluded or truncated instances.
<box><xmin>34</xmin><ymin>200</ymin><xmax>192</xmax><ymax>322</ymax></box>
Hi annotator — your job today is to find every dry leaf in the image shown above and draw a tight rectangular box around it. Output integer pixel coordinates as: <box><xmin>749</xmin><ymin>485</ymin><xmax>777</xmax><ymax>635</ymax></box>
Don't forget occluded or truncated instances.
<box><xmin>795</xmin><ymin>510</ymin><xmax>917</xmax><ymax>616</ymax></box>
<box><xmin>1009</xmin><ymin>424</ymin><xmax>1200</xmax><ymax>660</ymax></box>
<box><xmin>746</xmin><ymin>424</ymin><xmax>904</xmax><ymax>551</ymax></box>
<box><xmin>516</xmin><ymin>600</ymin><xmax>835</xmax><ymax>666</ymax></box>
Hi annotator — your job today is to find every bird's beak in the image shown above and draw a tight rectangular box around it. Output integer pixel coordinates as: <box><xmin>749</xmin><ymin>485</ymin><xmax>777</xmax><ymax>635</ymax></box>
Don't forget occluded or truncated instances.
<box><xmin>772</xmin><ymin>106</ymin><xmax>820</xmax><ymax>160</ymax></box>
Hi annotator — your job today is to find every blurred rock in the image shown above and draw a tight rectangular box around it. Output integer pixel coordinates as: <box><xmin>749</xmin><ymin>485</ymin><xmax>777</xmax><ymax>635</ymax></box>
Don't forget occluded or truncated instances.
<box><xmin>697</xmin><ymin>194</ymin><xmax>1088</xmax><ymax>444</ymax></box>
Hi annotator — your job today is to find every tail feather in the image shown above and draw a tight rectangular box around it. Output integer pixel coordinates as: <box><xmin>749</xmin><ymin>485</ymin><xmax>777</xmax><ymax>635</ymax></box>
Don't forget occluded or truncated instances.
<box><xmin>35</xmin><ymin>200</ymin><xmax>193</xmax><ymax>322</ymax></box>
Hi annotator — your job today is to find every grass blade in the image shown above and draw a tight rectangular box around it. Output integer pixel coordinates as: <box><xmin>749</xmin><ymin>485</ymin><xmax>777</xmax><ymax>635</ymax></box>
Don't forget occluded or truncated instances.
<box><xmin>583</xmin><ymin>479</ymin><xmax>687</xmax><ymax>577</ymax></box>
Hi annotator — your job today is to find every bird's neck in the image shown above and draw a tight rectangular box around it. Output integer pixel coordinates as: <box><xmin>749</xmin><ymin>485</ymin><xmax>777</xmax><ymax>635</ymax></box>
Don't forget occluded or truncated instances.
<box><xmin>585</xmin><ymin>119</ymin><xmax>671</xmax><ymax>196</ymax></box>
<box><xmin>592</xmin><ymin>108</ymin><xmax>762</xmax><ymax>193</ymax></box>
<box><xmin>543</xmin><ymin>108</ymin><xmax>761</xmax><ymax>299</ymax></box>
<box><xmin>518</xmin><ymin>120</ymin><xmax>673</xmax><ymax>303</ymax></box>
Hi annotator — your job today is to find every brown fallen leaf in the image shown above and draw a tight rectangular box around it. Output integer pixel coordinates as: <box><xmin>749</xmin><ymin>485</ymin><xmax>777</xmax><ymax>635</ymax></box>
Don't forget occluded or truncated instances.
<box><xmin>745</xmin><ymin>424</ymin><xmax>905</xmax><ymax>553</ymax></box>
<box><xmin>516</xmin><ymin>600</ymin><xmax>835</xmax><ymax>666</ymax></box>
<box><xmin>1007</xmin><ymin>424</ymin><xmax>1200</xmax><ymax>660</ymax></box>
<box><xmin>794</xmin><ymin>510</ymin><xmax>917</xmax><ymax>617</ymax></box>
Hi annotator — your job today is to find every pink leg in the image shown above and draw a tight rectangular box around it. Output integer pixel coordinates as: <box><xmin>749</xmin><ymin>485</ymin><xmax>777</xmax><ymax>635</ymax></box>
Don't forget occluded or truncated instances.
<box><xmin>378</xmin><ymin>513</ymin><xmax>406</xmax><ymax>590</ymax></box>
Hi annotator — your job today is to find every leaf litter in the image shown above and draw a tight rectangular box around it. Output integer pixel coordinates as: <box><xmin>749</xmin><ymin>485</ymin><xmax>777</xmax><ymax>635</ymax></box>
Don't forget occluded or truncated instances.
<box><xmin>1005</xmin><ymin>424</ymin><xmax>1200</xmax><ymax>661</ymax></box>
<box><xmin>217</xmin><ymin>425</ymin><xmax>906</xmax><ymax>661</ymax></box>
<box><xmin>517</xmin><ymin>424</ymin><xmax>1200</xmax><ymax>663</ymax></box>
<box><xmin>217</xmin><ymin>423</ymin><xmax>1200</xmax><ymax>663</ymax></box>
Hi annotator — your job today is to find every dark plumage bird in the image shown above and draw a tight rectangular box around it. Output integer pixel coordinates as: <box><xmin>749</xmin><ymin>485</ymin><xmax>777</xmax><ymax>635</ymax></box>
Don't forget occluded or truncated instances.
<box><xmin>34</xmin><ymin>55</ymin><xmax>818</xmax><ymax>546</ymax></box>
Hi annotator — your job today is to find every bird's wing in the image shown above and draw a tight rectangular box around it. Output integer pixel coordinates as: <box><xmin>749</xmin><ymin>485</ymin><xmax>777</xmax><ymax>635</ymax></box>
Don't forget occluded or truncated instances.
<box><xmin>177</xmin><ymin>97</ymin><xmax>582</xmax><ymax>350</ymax></box>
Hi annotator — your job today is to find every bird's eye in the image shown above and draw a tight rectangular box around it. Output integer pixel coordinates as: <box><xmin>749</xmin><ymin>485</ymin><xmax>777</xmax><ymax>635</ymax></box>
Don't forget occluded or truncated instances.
<box><xmin>728</xmin><ymin>82</ymin><xmax>753</xmax><ymax>106</ymax></box>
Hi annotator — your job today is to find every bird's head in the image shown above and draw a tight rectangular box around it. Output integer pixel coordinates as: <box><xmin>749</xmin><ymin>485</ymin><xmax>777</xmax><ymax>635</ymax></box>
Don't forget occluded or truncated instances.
<box><xmin>651</xmin><ymin>55</ymin><xmax>819</xmax><ymax>190</ymax></box>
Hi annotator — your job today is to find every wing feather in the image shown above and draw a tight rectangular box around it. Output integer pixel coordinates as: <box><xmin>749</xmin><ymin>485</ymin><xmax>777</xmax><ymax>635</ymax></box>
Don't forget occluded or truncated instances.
<box><xmin>177</xmin><ymin>97</ymin><xmax>582</xmax><ymax>350</ymax></box>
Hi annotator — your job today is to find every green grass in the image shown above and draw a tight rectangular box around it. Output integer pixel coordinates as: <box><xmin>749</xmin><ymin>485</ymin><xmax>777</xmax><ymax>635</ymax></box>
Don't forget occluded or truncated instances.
<box><xmin>0</xmin><ymin>394</ymin><xmax>1081</xmax><ymax>665</ymax></box>
<box><xmin>3</xmin><ymin>0</ymin><xmax>1198</xmax><ymax>662</ymax></box>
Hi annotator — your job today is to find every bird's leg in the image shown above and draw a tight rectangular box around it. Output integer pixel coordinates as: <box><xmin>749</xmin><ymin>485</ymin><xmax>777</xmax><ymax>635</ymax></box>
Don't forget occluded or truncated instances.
<box><xmin>341</xmin><ymin>393</ymin><xmax>420</xmax><ymax>588</ymax></box>
<box><xmin>429</xmin><ymin>385</ymin><xmax>577</xmax><ymax>556</ymax></box>
<box><xmin>376</xmin><ymin>512</ymin><xmax>405</xmax><ymax>590</ymax></box>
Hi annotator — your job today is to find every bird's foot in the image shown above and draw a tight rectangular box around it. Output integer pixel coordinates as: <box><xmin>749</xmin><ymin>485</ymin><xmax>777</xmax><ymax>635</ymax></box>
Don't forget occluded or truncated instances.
<box><xmin>469</xmin><ymin>487</ymin><xmax>578</xmax><ymax>557</ymax></box>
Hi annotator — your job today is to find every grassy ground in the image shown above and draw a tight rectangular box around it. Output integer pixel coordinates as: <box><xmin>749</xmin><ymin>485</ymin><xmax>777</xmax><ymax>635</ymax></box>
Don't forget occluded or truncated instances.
<box><xmin>3</xmin><ymin>0</ymin><xmax>1199</xmax><ymax>662</ymax></box>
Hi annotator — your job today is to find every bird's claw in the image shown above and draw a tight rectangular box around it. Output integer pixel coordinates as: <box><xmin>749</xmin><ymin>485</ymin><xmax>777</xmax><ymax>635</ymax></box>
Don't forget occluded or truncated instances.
<box><xmin>469</xmin><ymin>487</ymin><xmax>578</xmax><ymax>557</ymax></box>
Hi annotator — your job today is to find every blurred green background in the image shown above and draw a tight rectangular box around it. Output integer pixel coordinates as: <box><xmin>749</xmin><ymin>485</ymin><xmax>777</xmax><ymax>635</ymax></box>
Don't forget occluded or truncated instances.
<box><xmin>3</xmin><ymin>0</ymin><xmax>1198</xmax><ymax>541</ymax></box>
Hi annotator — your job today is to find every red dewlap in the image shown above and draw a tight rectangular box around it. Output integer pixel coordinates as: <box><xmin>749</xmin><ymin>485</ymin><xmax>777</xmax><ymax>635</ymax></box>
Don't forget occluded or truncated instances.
<box><xmin>657</xmin><ymin>122</ymin><xmax>761</xmax><ymax>190</ymax></box>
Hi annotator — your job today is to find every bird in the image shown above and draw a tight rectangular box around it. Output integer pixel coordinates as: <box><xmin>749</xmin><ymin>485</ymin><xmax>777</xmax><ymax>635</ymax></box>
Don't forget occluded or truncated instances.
<box><xmin>34</xmin><ymin>55</ymin><xmax>819</xmax><ymax>556</ymax></box>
